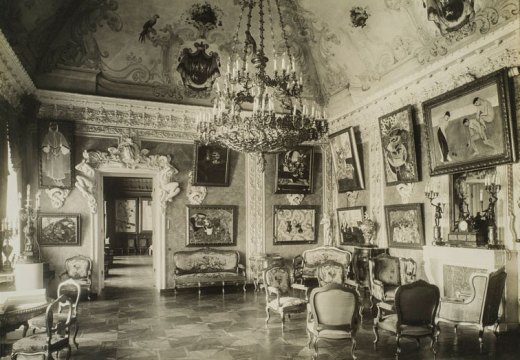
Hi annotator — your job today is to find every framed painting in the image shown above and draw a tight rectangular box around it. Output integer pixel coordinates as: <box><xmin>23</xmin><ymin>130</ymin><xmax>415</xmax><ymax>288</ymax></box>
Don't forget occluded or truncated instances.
<box><xmin>329</xmin><ymin>127</ymin><xmax>365</xmax><ymax>193</ymax></box>
<box><xmin>140</xmin><ymin>197</ymin><xmax>153</xmax><ymax>233</ymax></box>
<box><xmin>378</xmin><ymin>105</ymin><xmax>419</xmax><ymax>185</ymax></box>
<box><xmin>337</xmin><ymin>206</ymin><xmax>366</xmax><ymax>245</ymax></box>
<box><xmin>384</xmin><ymin>203</ymin><xmax>424</xmax><ymax>249</ymax></box>
<box><xmin>193</xmin><ymin>143</ymin><xmax>230</xmax><ymax>186</ymax></box>
<box><xmin>38</xmin><ymin>119</ymin><xmax>75</xmax><ymax>189</ymax></box>
<box><xmin>38</xmin><ymin>213</ymin><xmax>80</xmax><ymax>246</ymax></box>
<box><xmin>275</xmin><ymin>147</ymin><xmax>314</xmax><ymax>194</ymax></box>
<box><xmin>273</xmin><ymin>205</ymin><xmax>318</xmax><ymax>245</ymax></box>
<box><xmin>115</xmin><ymin>198</ymin><xmax>138</xmax><ymax>233</ymax></box>
<box><xmin>186</xmin><ymin>205</ymin><xmax>237</xmax><ymax>246</ymax></box>
<box><xmin>422</xmin><ymin>68</ymin><xmax>515</xmax><ymax>176</ymax></box>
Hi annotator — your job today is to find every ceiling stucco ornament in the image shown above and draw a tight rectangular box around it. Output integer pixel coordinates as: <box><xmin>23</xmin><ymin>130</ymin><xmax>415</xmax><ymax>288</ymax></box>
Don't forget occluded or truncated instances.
<box><xmin>44</xmin><ymin>188</ymin><xmax>71</xmax><ymax>209</ymax></box>
<box><xmin>0</xmin><ymin>29</ymin><xmax>35</xmax><ymax>107</ymax></box>
<box><xmin>286</xmin><ymin>194</ymin><xmax>305</xmax><ymax>206</ymax></box>
<box><xmin>186</xmin><ymin>171</ymin><xmax>207</xmax><ymax>205</ymax></box>
<box><xmin>423</xmin><ymin>0</ymin><xmax>475</xmax><ymax>35</ymax></box>
<box><xmin>396</xmin><ymin>183</ymin><xmax>414</xmax><ymax>204</ymax></box>
<box><xmin>75</xmin><ymin>139</ymin><xmax>181</xmax><ymax>213</ymax></box>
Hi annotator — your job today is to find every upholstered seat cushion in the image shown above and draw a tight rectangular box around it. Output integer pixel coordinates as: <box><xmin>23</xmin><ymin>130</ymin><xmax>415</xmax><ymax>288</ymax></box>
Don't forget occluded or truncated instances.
<box><xmin>267</xmin><ymin>297</ymin><xmax>307</xmax><ymax>311</ymax></box>
<box><xmin>31</xmin><ymin>312</ymin><xmax>73</xmax><ymax>328</ymax></box>
<box><xmin>377</xmin><ymin>314</ymin><xmax>434</xmax><ymax>336</ymax></box>
<box><xmin>384</xmin><ymin>286</ymin><xmax>398</xmax><ymax>301</ymax></box>
<box><xmin>12</xmin><ymin>334</ymin><xmax>69</xmax><ymax>353</ymax></box>
<box><xmin>306</xmin><ymin>321</ymin><xmax>353</xmax><ymax>339</ymax></box>
<box><xmin>175</xmin><ymin>272</ymin><xmax>244</xmax><ymax>285</ymax></box>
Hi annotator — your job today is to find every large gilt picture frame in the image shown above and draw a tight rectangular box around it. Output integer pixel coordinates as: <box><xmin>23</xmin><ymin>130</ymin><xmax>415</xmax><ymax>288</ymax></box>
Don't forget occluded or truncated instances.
<box><xmin>384</xmin><ymin>203</ymin><xmax>424</xmax><ymax>249</ymax></box>
<box><xmin>186</xmin><ymin>205</ymin><xmax>236</xmax><ymax>246</ymax></box>
<box><xmin>38</xmin><ymin>213</ymin><xmax>81</xmax><ymax>246</ymax></box>
<box><xmin>329</xmin><ymin>127</ymin><xmax>365</xmax><ymax>192</ymax></box>
<box><xmin>38</xmin><ymin>119</ymin><xmax>75</xmax><ymax>189</ymax></box>
<box><xmin>422</xmin><ymin>69</ymin><xmax>515</xmax><ymax>176</ymax></box>
<box><xmin>193</xmin><ymin>143</ymin><xmax>231</xmax><ymax>186</ymax></box>
<box><xmin>273</xmin><ymin>205</ymin><xmax>318</xmax><ymax>245</ymax></box>
<box><xmin>275</xmin><ymin>147</ymin><xmax>314</xmax><ymax>194</ymax></box>
<box><xmin>378</xmin><ymin>105</ymin><xmax>419</xmax><ymax>185</ymax></box>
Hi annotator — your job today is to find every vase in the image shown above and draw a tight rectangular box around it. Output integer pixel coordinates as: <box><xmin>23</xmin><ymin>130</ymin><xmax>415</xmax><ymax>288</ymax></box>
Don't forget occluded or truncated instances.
<box><xmin>358</xmin><ymin>214</ymin><xmax>376</xmax><ymax>246</ymax></box>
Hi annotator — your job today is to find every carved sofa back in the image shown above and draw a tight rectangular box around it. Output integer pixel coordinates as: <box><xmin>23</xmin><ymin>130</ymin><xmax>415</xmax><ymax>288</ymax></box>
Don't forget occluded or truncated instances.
<box><xmin>292</xmin><ymin>246</ymin><xmax>352</xmax><ymax>284</ymax></box>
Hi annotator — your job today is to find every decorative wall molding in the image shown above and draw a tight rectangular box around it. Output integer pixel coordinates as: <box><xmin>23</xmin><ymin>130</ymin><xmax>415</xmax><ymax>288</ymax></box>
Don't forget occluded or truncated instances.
<box><xmin>0</xmin><ymin>29</ymin><xmax>35</xmax><ymax>107</ymax></box>
<box><xmin>345</xmin><ymin>191</ymin><xmax>359</xmax><ymax>207</ymax></box>
<box><xmin>396</xmin><ymin>183</ymin><xmax>414</xmax><ymax>204</ymax></box>
<box><xmin>186</xmin><ymin>171</ymin><xmax>207</xmax><ymax>205</ymax></box>
<box><xmin>329</xmin><ymin>20</ymin><xmax>520</xmax><ymax>134</ymax></box>
<box><xmin>75</xmin><ymin>138</ymin><xmax>180</xmax><ymax>213</ymax></box>
<box><xmin>286</xmin><ymin>194</ymin><xmax>305</xmax><ymax>205</ymax></box>
<box><xmin>44</xmin><ymin>188</ymin><xmax>71</xmax><ymax>209</ymax></box>
<box><xmin>36</xmin><ymin>90</ymin><xmax>204</xmax><ymax>140</ymax></box>
<box><xmin>245</xmin><ymin>154</ymin><xmax>265</xmax><ymax>280</ymax></box>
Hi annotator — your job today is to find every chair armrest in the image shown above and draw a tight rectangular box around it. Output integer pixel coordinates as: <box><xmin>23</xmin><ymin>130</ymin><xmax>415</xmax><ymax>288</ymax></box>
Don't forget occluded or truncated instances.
<box><xmin>344</xmin><ymin>279</ymin><xmax>358</xmax><ymax>289</ymax></box>
<box><xmin>267</xmin><ymin>286</ymin><xmax>281</xmax><ymax>296</ymax></box>
<box><xmin>370</xmin><ymin>280</ymin><xmax>385</xmax><ymax>302</ymax></box>
<box><xmin>292</xmin><ymin>283</ymin><xmax>309</xmax><ymax>300</ymax></box>
<box><xmin>237</xmin><ymin>264</ymin><xmax>246</xmax><ymax>276</ymax></box>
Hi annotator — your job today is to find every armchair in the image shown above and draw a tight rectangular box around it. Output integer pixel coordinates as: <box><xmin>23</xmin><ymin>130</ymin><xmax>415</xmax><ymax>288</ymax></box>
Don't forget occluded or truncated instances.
<box><xmin>60</xmin><ymin>255</ymin><xmax>92</xmax><ymax>301</ymax></box>
<box><xmin>436</xmin><ymin>267</ymin><xmax>507</xmax><ymax>352</ymax></box>
<box><xmin>369</xmin><ymin>254</ymin><xmax>417</xmax><ymax>306</ymax></box>
<box><xmin>263</xmin><ymin>266</ymin><xmax>309</xmax><ymax>329</ymax></box>
<box><xmin>306</xmin><ymin>284</ymin><xmax>361</xmax><ymax>360</ymax></box>
<box><xmin>373</xmin><ymin>280</ymin><xmax>440</xmax><ymax>359</ymax></box>
<box><xmin>11</xmin><ymin>295</ymin><xmax>73</xmax><ymax>360</ymax></box>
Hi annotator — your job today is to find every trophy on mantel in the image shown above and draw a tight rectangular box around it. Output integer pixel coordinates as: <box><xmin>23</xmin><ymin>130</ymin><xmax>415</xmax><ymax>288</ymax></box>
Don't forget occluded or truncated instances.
<box><xmin>358</xmin><ymin>212</ymin><xmax>377</xmax><ymax>247</ymax></box>
<box><xmin>425</xmin><ymin>184</ymin><xmax>446</xmax><ymax>246</ymax></box>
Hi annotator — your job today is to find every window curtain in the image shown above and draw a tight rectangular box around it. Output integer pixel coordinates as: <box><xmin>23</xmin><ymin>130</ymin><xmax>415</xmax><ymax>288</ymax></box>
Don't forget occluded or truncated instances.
<box><xmin>0</xmin><ymin>101</ymin><xmax>9</xmax><ymax>272</ymax></box>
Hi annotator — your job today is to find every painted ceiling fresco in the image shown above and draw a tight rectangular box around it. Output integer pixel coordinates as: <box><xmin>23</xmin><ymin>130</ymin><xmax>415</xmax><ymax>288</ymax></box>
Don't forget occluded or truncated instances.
<box><xmin>0</xmin><ymin>0</ymin><xmax>518</xmax><ymax>108</ymax></box>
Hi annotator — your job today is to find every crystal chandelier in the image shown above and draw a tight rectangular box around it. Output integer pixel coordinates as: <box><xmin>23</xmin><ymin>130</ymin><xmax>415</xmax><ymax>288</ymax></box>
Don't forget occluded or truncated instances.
<box><xmin>197</xmin><ymin>0</ymin><xmax>328</xmax><ymax>156</ymax></box>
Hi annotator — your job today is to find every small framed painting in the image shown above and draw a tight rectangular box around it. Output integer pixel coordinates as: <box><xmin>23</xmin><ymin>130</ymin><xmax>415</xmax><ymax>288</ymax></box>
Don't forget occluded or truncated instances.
<box><xmin>329</xmin><ymin>127</ymin><xmax>365</xmax><ymax>193</ymax></box>
<box><xmin>273</xmin><ymin>205</ymin><xmax>318</xmax><ymax>245</ymax></box>
<box><xmin>275</xmin><ymin>147</ymin><xmax>314</xmax><ymax>194</ymax></box>
<box><xmin>187</xmin><ymin>205</ymin><xmax>236</xmax><ymax>246</ymax></box>
<box><xmin>193</xmin><ymin>143</ymin><xmax>231</xmax><ymax>186</ymax></box>
<box><xmin>422</xmin><ymin>68</ymin><xmax>515</xmax><ymax>176</ymax></box>
<box><xmin>378</xmin><ymin>105</ymin><xmax>419</xmax><ymax>185</ymax></box>
<box><xmin>384</xmin><ymin>203</ymin><xmax>424</xmax><ymax>249</ymax></box>
<box><xmin>38</xmin><ymin>119</ymin><xmax>75</xmax><ymax>189</ymax></box>
<box><xmin>115</xmin><ymin>198</ymin><xmax>138</xmax><ymax>233</ymax></box>
<box><xmin>38</xmin><ymin>213</ymin><xmax>80</xmax><ymax>246</ymax></box>
<box><xmin>140</xmin><ymin>197</ymin><xmax>153</xmax><ymax>233</ymax></box>
<box><xmin>337</xmin><ymin>206</ymin><xmax>366</xmax><ymax>245</ymax></box>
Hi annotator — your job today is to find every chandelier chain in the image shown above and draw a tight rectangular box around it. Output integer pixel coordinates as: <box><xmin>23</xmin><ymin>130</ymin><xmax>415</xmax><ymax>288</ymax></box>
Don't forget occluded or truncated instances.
<box><xmin>232</xmin><ymin>1</ymin><xmax>247</xmax><ymax>57</ymax></box>
<box><xmin>274</xmin><ymin>0</ymin><xmax>293</xmax><ymax>63</ymax></box>
<box><xmin>266</xmin><ymin>0</ymin><xmax>276</xmax><ymax>55</ymax></box>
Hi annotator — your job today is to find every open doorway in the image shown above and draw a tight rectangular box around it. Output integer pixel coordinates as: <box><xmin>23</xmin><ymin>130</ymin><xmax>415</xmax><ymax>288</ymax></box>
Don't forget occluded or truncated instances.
<box><xmin>102</xmin><ymin>176</ymin><xmax>154</xmax><ymax>291</ymax></box>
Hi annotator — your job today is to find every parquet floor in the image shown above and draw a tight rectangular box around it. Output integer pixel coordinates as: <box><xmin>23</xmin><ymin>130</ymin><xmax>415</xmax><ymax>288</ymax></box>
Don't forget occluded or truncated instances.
<box><xmin>2</xmin><ymin>256</ymin><xmax>519</xmax><ymax>359</ymax></box>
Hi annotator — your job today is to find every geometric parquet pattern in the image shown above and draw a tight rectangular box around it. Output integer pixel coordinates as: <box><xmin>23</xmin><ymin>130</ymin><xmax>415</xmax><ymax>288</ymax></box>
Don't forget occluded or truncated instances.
<box><xmin>2</xmin><ymin>256</ymin><xmax>519</xmax><ymax>359</ymax></box>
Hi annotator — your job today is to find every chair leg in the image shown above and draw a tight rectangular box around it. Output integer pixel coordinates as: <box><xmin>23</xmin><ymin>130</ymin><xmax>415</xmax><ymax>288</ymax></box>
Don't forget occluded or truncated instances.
<box><xmin>73</xmin><ymin>322</ymin><xmax>80</xmax><ymax>349</ymax></box>
<box><xmin>313</xmin><ymin>337</ymin><xmax>319</xmax><ymax>360</ymax></box>
<box><xmin>453</xmin><ymin>324</ymin><xmax>458</xmax><ymax>335</ymax></box>
<box><xmin>478</xmin><ymin>327</ymin><xmax>484</xmax><ymax>353</ymax></box>
<box><xmin>416</xmin><ymin>338</ymin><xmax>421</xmax><ymax>349</ymax></box>
<box><xmin>306</xmin><ymin>330</ymin><xmax>312</xmax><ymax>349</ymax></box>
<box><xmin>22</xmin><ymin>321</ymin><xmax>29</xmax><ymax>337</ymax></box>
<box><xmin>395</xmin><ymin>334</ymin><xmax>401</xmax><ymax>359</ymax></box>
<box><xmin>493</xmin><ymin>321</ymin><xmax>500</xmax><ymax>338</ymax></box>
<box><xmin>265</xmin><ymin>307</ymin><xmax>270</xmax><ymax>325</ymax></box>
<box><xmin>222</xmin><ymin>281</ymin><xmax>225</xmax><ymax>294</ymax></box>
<box><xmin>66</xmin><ymin>344</ymin><xmax>72</xmax><ymax>360</ymax></box>
<box><xmin>242</xmin><ymin>283</ymin><xmax>246</xmax><ymax>292</ymax></box>
<box><xmin>351</xmin><ymin>338</ymin><xmax>357</xmax><ymax>360</ymax></box>
<box><xmin>373</xmin><ymin>324</ymin><xmax>379</xmax><ymax>350</ymax></box>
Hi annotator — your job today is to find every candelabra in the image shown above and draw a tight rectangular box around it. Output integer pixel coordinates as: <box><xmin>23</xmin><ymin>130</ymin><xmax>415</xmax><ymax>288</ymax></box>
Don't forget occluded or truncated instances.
<box><xmin>425</xmin><ymin>187</ymin><xmax>446</xmax><ymax>246</ymax></box>
<box><xmin>1</xmin><ymin>219</ymin><xmax>16</xmax><ymax>272</ymax></box>
<box><xmin>484</xmin><ymin>183</ymin><xmax>501</xmax><ymax>248</ymax></box>
<box><xmin>18</xmin><ymin>185</ymin><xmax>41</xmax><ymax>263</ymax></box>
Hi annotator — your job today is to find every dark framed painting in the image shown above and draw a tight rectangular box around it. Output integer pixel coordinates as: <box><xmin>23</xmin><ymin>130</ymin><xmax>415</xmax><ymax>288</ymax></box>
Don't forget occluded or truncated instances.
<box><xmin>140</xmin><ymin>197</ymin><xmax>153</xmax><ymax>233</ymax></box>
<box><xmin>329</xmin><ymin>127</ymin><xmax>365</xmax><ymax>193</ymax></box>
<box><xmin>337</xmin><ymin>206</ymin><xmax>366</xmax><ymax>245</ymax></box>
<box><xmin>115</xmin><ymin>198</ymin><xmax>138</xmax><ymax>233</ymax></box>
<box><xmin>193</xmin><ymin>143</ymin><xmax>230</xmax><ymax>186</ymax></box>
<box><xmin>38</xmin><ymin>119</ymin><xmax>75</xmax><ymax>189</ymax></box>
<box><xmin>186</xmin><ymin>205</ymin><xmax>237</xmax><ymax>246</ymax></box>
<box><xmin>38</xmin><ymin>213</ymin><xmax>80</xmax><ymax>246</ymax></box>
<box><xmin>275</xmin><ymin>147</ymin><xmax>314</xmax><ymax>194</ymax></box>
<box><xmin>378</xmin><ymin>105</ymin><xmax>419</xmax><ymax>185</ymax></box>
<box><xmin>422</xmin><ymin>68</ymin><xmax>515</xmax><ymax>176</ymax></box>
<box><xmin>384</xmin><ymin>203</ymin><xmax>424</xmax><ymax>249</ymax></box>
<box><xmin>273</xmin><ymin>205</ymin><xmax>318</xmax><ymax>245</ymax></box>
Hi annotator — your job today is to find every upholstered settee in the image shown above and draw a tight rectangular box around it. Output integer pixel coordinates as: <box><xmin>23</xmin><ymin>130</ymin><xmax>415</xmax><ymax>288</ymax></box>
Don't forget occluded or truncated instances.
<box><xmin>292</xmin><ymin>246</ymin><xmax>352</xmax><ymax>284</ymax></box>
<box><xmin>172</xmin><ymin>248</ymin><xmax>246</xmax><ymax>294</ymax></box>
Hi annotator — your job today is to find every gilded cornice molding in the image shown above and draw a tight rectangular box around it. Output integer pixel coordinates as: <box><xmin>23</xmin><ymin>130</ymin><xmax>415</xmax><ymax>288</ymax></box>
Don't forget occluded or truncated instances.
<box><xmin>0</xmin><ymin>29</ymin><xmax>35</xmax><ymax>107</ymax></box>
<box><xmin>36</xmin><ymin>90</ymin><xmax>206</xmax><ymax>140</ymax></box>
<box><xmin>329</xmin><ymin>19</ymin><xmax>520</xmax><ymax>134</ymax></box>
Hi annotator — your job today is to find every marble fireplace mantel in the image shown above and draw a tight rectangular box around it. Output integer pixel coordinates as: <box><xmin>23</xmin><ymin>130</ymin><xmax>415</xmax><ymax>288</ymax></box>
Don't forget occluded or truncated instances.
<box><xmin>423</xmin><ymin>245</ymin><xmax>518</xmax><ymax>330</ymax></box>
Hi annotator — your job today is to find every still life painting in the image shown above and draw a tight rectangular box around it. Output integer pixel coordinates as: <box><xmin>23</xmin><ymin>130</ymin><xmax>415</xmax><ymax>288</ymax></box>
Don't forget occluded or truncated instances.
<box><xmin>337</xmin><ymin>206</ymin><xmax>366</xmax><ymax>245</ymax></box>
<box><xmin>275</xmin><ymin>147</ymin><xmax>314</xmax><ymax>194</ymax></box>
<box><xmin>273</xmin><ymin>205</ymin><xmax>318</xmax><ymax>245</ymax></box>
<box><xmin>38</xmin><ymin>214</ymin><xmax>80</xmax><ymax>246</ymax></box>
<box><xmin>385</xmin><ymin>204</ymin><xmax>424</xmax><ymax>249</ymax></box>
<box><xmin>187</xmin><ymin>205</ymin><xmax>236</xmax><ymax>246</ymax></box>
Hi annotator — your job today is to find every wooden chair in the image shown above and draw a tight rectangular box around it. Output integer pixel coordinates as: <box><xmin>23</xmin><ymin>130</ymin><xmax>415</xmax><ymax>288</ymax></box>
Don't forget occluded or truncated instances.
<box><xmin>30</xmin><ymin>279</ymin><xmax>82</xmax><ymax>349</ymax></box>
<box><xmin>306</xmin><ymin>284</ymin><xmax>361</xmax><ymax>360</ymax></box>
<box><xmin>127</xmin><ymin>237</ymin><xmax>137</xmax><ymax>255</ymax></box>
<box><xmin>436</xmin><ymin>267</ymin><xmax>507</xmax><ymax>352</ymax></box>
<box><xmin>137</xmin><ymin>238</ymin><xmax>148</xmax><ymax>255</ymax></box>
<box><xmin>263</xmin><ymin>266</ymin><xmax>309</xmax><ymax>329</ymax></box>
<box><xmin>60</xmin><ymin>255</ymin><xmax>92</xmax><ymax>301</ymax></box>
<box><xmin>373</xmin><ymin>279</ymin><xmax>440</xmax><ymax>359</ymax></box>
<box><xmin>11</xmin><ymin>295</ymin><xmax>73</xmax><ymax>360</ymax></box>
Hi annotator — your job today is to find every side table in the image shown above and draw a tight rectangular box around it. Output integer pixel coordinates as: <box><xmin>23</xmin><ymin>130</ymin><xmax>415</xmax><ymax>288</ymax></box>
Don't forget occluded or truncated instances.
<box><xmin>249</xmin><ymin>254</ymin><xmax>284</xmax><ymax>291</ymax></box>
<box><xmin>352</xmin><ymin>246</ymin><xmax>387</xmax><ymax>289</ymax></box>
